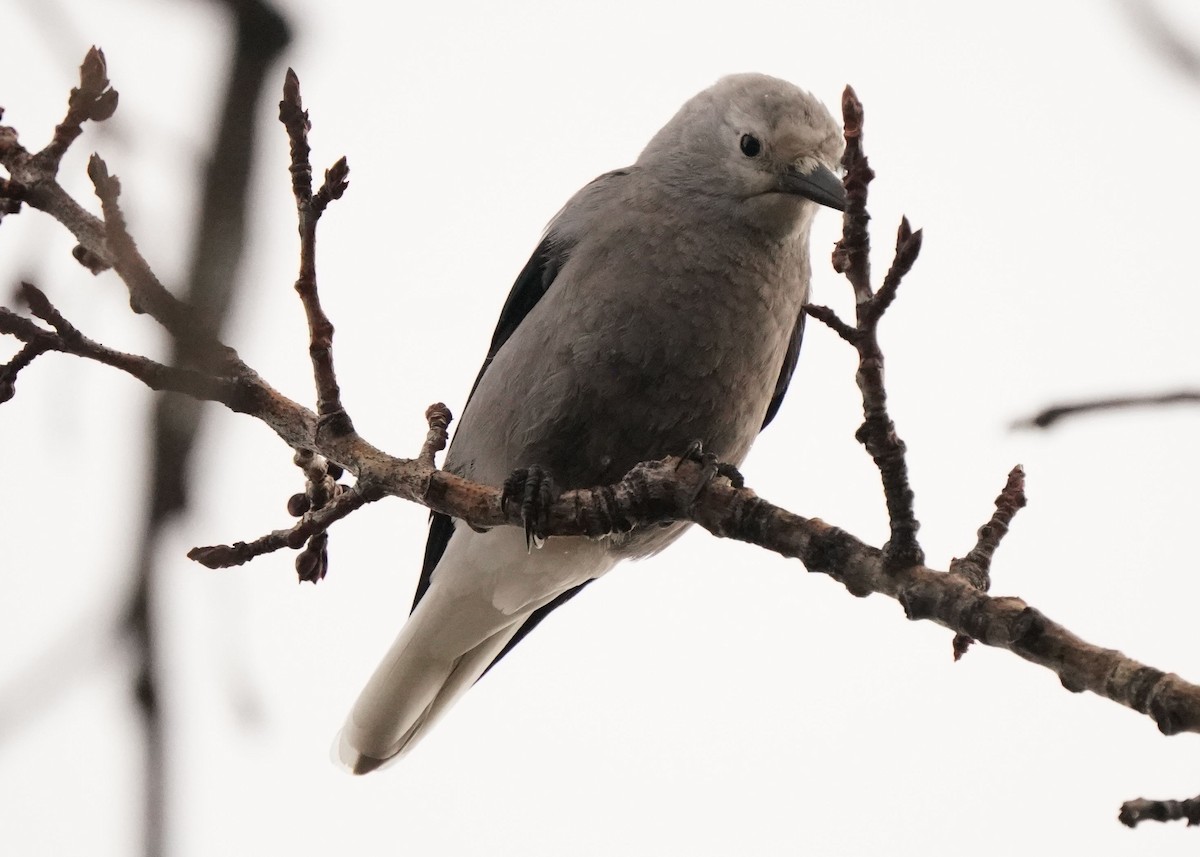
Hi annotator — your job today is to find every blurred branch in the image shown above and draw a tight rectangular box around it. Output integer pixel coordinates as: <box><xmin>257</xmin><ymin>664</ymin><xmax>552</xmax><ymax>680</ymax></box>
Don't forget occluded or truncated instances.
<box><xmin>1117</xmin><ymin>0</ymin><xmax>1200</xmax><ymax>86</ymax></box>
<box><xmin>1014</xmin><ymin>389</ymin><xmax>1200</xmax><ymax>429</ymax></box>
<box><xmin>129</xmin><ymin>4</ymin><xmax>289</xmax><ymax>857</ymax></box>
<box><xmin>3</xmin><ymin>9</ymin><xmax>290</xmax><ymax>857</ymax></box>
<box><xmin>1121</xmin><ymin>793</ymin><xmax>1200</xmax><ymax>827</ymax></box>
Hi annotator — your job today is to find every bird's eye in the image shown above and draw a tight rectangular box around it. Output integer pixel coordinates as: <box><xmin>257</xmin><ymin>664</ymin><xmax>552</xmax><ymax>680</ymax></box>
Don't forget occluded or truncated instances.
<box><xmin>739</xmin><ymin>134</ymin><xmax>762</xmax><ymax>157</ymax></box>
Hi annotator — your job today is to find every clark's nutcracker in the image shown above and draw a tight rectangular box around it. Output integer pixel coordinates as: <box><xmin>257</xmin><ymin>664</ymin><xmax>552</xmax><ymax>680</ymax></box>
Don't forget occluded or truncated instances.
<box><xmin>337</xmin><ymin>73</ymin><xmax>845</xmax><ymax>773</ymax></box>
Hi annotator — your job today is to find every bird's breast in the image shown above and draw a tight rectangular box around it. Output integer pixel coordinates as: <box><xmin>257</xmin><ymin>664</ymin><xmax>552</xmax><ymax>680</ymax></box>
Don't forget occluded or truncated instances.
<box><xmin>449</xmin><ymin>215</ymin><xmax>810</xmax><ymax>502</ymax></box>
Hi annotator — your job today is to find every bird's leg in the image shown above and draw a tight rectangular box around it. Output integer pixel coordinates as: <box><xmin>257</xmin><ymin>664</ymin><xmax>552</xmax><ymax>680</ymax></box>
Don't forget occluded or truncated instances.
<box><xmin>501</xmin><ymin>464</ymin><xmax>559</xmax><ymax>551</ymax></box>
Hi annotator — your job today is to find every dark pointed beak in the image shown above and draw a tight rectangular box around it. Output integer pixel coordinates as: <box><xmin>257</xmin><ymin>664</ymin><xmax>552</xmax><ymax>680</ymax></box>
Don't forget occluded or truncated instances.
<box><xmin>780</xmin><ymin>163</ymin><xmax>845</xmax><ymax>211</ymax></box>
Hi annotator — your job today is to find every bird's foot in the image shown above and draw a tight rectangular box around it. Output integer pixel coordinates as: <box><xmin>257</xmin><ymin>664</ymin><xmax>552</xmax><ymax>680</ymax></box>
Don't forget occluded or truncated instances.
<box><xmin>501</xmin><ymin>464</ymin><xmax>559</xmax><ymax>551</ymax></box>
<box><xmin>677</xmin><ymin>440</ymin><xmax>745</xmax><ymax>489</ymax></box>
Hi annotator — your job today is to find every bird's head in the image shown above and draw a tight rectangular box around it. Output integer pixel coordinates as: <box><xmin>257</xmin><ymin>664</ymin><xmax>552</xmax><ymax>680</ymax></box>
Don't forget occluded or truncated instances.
<box><xmin>639</xmin><ymin>73</ymin><xmax>845</xmax><ymax>234</ymax></box>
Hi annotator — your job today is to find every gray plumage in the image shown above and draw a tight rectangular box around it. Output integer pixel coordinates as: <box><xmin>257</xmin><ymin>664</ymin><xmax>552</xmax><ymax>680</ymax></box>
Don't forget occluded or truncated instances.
<box><xmin>337</xmin><ymin>73</ymin><xmax>845</xmax><ymax>772</ymax></box>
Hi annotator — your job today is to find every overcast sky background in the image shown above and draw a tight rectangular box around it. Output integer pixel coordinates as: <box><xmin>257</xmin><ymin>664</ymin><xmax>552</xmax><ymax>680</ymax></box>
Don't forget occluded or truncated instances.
<box><xmin>3</xmin><ymin>1</ymin><xmax>1200</xmax><ymax>855</ymax></box>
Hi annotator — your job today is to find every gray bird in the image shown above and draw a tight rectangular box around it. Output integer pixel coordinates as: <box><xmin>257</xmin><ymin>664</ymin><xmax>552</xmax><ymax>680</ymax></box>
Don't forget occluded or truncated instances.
<box><xmin>337</xmin><ymin>73</ymin><xmax>845</xmax><ymax>773</ymax></box>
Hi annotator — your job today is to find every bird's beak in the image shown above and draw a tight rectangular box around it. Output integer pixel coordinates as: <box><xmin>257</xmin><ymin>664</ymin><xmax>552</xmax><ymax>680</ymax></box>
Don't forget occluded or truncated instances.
<box><xmin>780</xmin><ymin>163</ymin><xmax>845</xmax><ymax>211</ymax></box>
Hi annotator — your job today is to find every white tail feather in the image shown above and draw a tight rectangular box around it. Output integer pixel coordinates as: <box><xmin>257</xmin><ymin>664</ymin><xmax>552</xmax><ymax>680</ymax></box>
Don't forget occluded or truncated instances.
<box><xmin>336</xmin><ymin>522</ymin><xmax>614</xmax><ymax>772</ymax></box>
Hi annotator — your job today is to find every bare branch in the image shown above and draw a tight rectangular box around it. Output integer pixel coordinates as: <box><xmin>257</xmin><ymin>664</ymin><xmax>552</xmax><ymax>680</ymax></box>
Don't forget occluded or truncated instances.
<box><xmin>86</xmin><ymin>155</ymin><xmax>224</xmax><ymax>356</ymax></box>
<box><xmin>803</xmin><ymin>302</ymin><xmax>858</xmax><ymax>343</ymax></box>
<box><xmin>813</xmin><ymin>85</ymin><xmax>924</xmax><ymax>573</ymax></box>
<box><xmin>0</xmin><ymin>283</ymin><xmax>240</xmax><ymax>404</ymax></box>
<box><xmin>0</xmin><ymin>126</ymin><xmax>111</xmax><ymax>273</ymax></box>
<box><xmin>0</xmin><ymin>339</ymin><xmax>49</xmax><ymax>402</ymax></box>
<box><xmin>279</xmin><ymin>69</ymin><xmax>352</xmax><ymax>437</ymax></box>
<box><xmin>189</xmin><ymin>479</ymin><xmax>380</xmax><ymax>570</ymax></box>
<box><xmin>831</xmin><ymin>84</ymin><xmax>873</xmax><ymax>304</ymax></box>
<box><xmin>37</xmin><ymin>46</ymin><xmax>119</xmax><ymax>171</ymax></box>
<box><xmin>313</xmin><ymin>155</ymin><xmax>349</xmax><ymax>215</ymax></box>
<box><xmin>949</xmin><ymin>465</ymin><xmax>1027</xmax><ymax>659</ymax></box>
<box><xmin>866</xmin><ymin>216</ymin><xmax>923</xmax><ymax>324</ymax></box>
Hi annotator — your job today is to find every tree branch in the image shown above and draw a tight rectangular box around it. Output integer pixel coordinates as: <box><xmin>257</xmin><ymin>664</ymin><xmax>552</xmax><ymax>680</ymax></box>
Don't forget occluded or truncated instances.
<box><xmin>5</xmin><ymin>54</ymin><xmax>1200</xmax><ymax>828</ymax></box>
<box><xmin>808</xmin><ymin>85</ymin><xmax>924</xmax><ymax>572</ymax></box>
<box><xmin>279</xmin><ymin>68</ymin><xmax>351</xmax><ymax>436</ymax></box>
<box><xmin>0</xmin><ymin>48</ymin><xmax>115</xmax><ymax>271</ymax></box>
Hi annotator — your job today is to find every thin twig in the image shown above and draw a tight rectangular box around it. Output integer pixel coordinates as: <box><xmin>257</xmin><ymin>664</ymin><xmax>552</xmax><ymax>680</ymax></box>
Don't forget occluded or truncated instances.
<box><xmin>36</xmin><ymin>46</ymin><xmax>119</xmax><ymax>171</ymax></box>
<box><xmin>198</xmin><ymin>404</ymin><xmax>453</xmax><ymax>573</ymax></box>
<box><xmin>0</xmin><ymin>340</ymin><xmax>49</xmax><ymax>402</ymax></box>
<box><xmin>831</xmin><ymin>85</ymin><xmax>873</xmax><ymax>305</ymax></box>
<box><xmin>0</xmin><ymin>52</ymin><xmax>114</xmax><ymax>271</ymax></box>
<box><xmin>189</xmin><ymin>480</ymin><xmax>380</xmax><ymax>569</ymax></box>
<box><xmin>949</xmin><ymin>465</ymin><xmax>1027</xmax><ymax>659</ymax></box>
<box><xmin>808</xmin><ymin>85</ymin><xmax>924</xmax><ymax>573</ymax></box>
<box><xmin>279</xmin><ymin>69</ymin><xmax>352</xmax><ymax>438</ymax></box>
<box><xmin>86</xmin><ymin>155</ymin><xmax>223</xmax><ymax>356</ymax></box>
<box><xmin>866</xmin><ymin>216</ymin><xmax>922</xmax><ymax>324</ymax></box>
<box><xmin>802</xmin><ymin>303</ymin><xmax>858</xmax><ymax>344</ymax></box>
<box><xmin>0</xmin><ymin>284</ymin><xmax>247</xmax><ymax>407</ymax></box>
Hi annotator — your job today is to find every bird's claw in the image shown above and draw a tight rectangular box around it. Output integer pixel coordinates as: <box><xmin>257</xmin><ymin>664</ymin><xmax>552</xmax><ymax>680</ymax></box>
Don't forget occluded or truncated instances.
<box><xmin>501</xmin><ymin>465</ymin><xmax>558</xmax><ymax>551</ymax></box>
<box><xmin>676</xmin><ymin>439</ymin><xmax>745</xmax><ymax>489</ymax></box>
<box><xmin>714</xmin><ymin>461</ymin><xmax>745</xmax><ymax>489</ymax></box>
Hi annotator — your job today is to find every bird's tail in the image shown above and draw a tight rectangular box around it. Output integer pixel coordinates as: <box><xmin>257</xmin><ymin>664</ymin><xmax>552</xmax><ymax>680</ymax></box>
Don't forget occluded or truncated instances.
<box><xmin>335</xmin><ymin>619</ymin><xmax>523</xmax><ymax>774</ymax></box>
<box><xmin>334</xmin><ymin>523</ymin><xmax>614</xmax><ymax>773</ymax></box>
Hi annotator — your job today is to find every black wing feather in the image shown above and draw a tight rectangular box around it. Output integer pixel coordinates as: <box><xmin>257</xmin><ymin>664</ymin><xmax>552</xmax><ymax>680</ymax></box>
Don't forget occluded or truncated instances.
<box><xmin>411</xmin><ymin>232</ymin><xmax>571</xmax><ymax>647</ymax></box>
<box><xmin>462</xmin><ymin>237</ymin><xmax>565</xmax><ymax>405</ymax></box>
<box><xmin>480</xmin><ymin>580</ymin><xmax>595</xmax><ymax>677</ymax></box>
<box><xmin>760</xmin><ymin>308</ymin><xmax>806</xmax><ymax>430</ymax></box>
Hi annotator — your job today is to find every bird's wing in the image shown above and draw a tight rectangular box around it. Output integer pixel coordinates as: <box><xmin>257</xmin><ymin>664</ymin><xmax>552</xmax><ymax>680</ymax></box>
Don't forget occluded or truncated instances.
<box><xmin>410</xmin><ymin>230</ymin><xmax>572</xmax><ymax>615</ymax></box>
<box><xmin>760</xmin><ymin>308</ymin><xmax>806</xmax><ymax>431</ymax></box>
<box><xmin>412</xmin><ymin>170</ymin><xmax>631</xmax><ymax>648</ymax></box>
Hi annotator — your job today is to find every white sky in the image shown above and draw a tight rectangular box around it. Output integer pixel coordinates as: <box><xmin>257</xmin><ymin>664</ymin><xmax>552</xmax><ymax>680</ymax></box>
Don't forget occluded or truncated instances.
<box><xmin>3</xmin><ymin>1</ymin><xmax>1200</xmax><ymax>855</ymax></box>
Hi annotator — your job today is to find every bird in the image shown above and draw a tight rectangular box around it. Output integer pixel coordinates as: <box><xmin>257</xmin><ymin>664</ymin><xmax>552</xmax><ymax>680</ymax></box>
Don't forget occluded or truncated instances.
<box><xmin>336</xmin><ymin>73</ymin><xmax>845</xmax><ymax>773</ymax></box>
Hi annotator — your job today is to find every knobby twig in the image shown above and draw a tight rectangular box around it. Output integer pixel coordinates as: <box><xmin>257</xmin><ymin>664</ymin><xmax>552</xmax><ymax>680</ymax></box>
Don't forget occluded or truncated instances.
<box><xmin>279</xmin><ymin>68</ymin><xmax>351</xmax><ymax>437</ymax></box>
<box><xmin>949</xmin><ymin>465</ymin><xmax>1027</xmax><ymax>659</ymax></box>
<box><xmin>807</xmin><ymin>85</ymin><xmax>924</xmax><ymax>573</ymax></box>
<box><xmin>38</xmin><ymin>44</ymin><xmax>119</xmax><ymax>170</ymax></box>
<box><xmin>0</xmin><ymin>47</ymin><xmax>114</xmax><ymax>270</ymax></box>
<box><xmin>87</xmin><ymin>155</ymin><xmax>231</xmax><ymax>365</ymax></box>
<box><xmin>191</xmin><ymin>479</ymin><xmax>378</xmax><ymax>571</ymax></box>
<box><xmin>0</xmin><ymin>283</ymin><xmax>239</xmax><ymax>402</ymax></box>
<box><xmin>4</xmin><ymin>56</ymin><xmax>1198</xmax><ymax>827</ymax></box>
<box><xmin>418</xmin><ymin>402</ymin><xmax>453</xmax><ymax>468</ymax></box>
<box><xmin>276</xmin><ymin>68</ymin><xmax>356</xmax><ymax>580</ymax></box>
